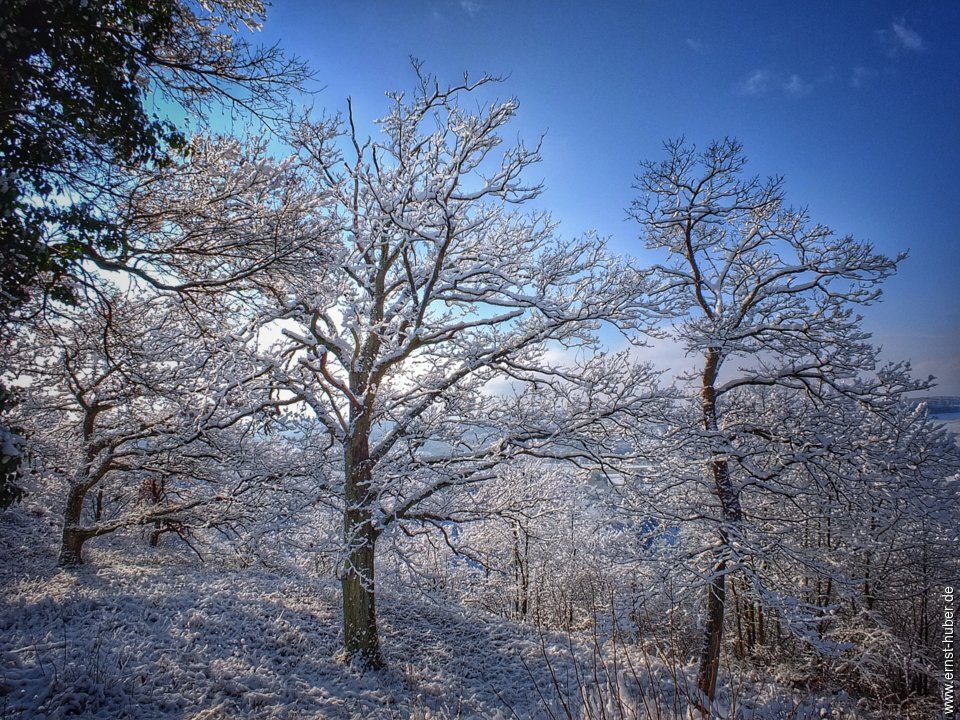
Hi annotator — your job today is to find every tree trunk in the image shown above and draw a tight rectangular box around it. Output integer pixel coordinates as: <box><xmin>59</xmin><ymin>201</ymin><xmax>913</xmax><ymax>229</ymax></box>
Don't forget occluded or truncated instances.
<box><xmin>513</xmin><ymin>520</ymin><xmax>529</xmax><ymax>620</ymax></box>
<box><xmin>59</xmin><ymin>484</ymin><xmax>91</xmax><ymax>567</ymax></box>
<box><xmin>697</xmin><ymin>556</ymin><xmax>727</xmax><ymax>701</ymax></box>
<box><xmin>341</xmin><ymin>416</ymin><xmax>385</xmax><ymax>669</ymax></box>
<box><xmin>342</xmin><ymin>513</ymin><xmax>381</xmax><ymax>667</ymax></box>
<box><xmin>695</xmin><ymin>348</ymin><xmax>743</xmax><ymax>707</ymax></box>
<box><xmin>149</xmin><ymin>521</ymin><xmax>162</xmax><ymax>547</ymax></box>
<box><xmin>732</xmin><ymin>577</ymin><xmax>745</xmax><ymax>658</ymax></box>
<box><xmin>757</xmin><ymin>603</ymin><xmax>765</xmax><ymax>646</ymax></box>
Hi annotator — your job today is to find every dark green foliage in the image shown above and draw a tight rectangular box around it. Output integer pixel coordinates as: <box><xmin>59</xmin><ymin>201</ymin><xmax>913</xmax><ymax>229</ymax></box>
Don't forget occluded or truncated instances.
<box><xmin>0</xmin><ymin>0</ymin><xmax>306</xmax><ymax>317</ymax></box>
<box><xmin>0</xmin><ymin>385</ymin><xmax>26</xmax><ymax>509</ymax></box>
<box><xmin>0</xmin><ymin>0</ymin><xmax>187</xmax><ymax>312</ymax></box>
<box><xmin>0</xmin><ymin>453</ymin><xmax>25</xmax><ymax>509</ymax></box>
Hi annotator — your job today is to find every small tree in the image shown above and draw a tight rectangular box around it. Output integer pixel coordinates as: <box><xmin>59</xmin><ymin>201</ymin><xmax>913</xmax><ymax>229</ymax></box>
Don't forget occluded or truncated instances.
<box><xmin>8</xmin><ymin>292</ymin><xmax>277</xmax><ymax>566</ymax></box>
<box><xmin>3</xmin><ymin>126</ymin><xmax>327</xmax><ymax>562</ymax></box>
<box><xmin>629</xmin><ymin>138</ymin><xmax>905</xmax><ymax>704</ymax></box>
<box><xmin>266</xmin><ymin>70</ymin><xmax>659</xmax><ymax>667</ymax></box>
<box><xmin>445</xmin><ymin>461</ymin><xmax>631</xmax><ymax>630</ymax></box>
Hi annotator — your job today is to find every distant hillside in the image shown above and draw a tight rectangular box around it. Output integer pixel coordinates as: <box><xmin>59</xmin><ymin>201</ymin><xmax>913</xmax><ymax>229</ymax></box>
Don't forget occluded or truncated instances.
<box><xmin>909</xmin><ymin>396</ymin><xmax>960</xmax><ymax>415</ymax></box>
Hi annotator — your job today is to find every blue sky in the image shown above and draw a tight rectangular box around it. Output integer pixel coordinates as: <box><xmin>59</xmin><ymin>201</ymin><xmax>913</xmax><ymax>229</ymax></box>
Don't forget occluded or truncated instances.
<box><xmin>258</xmin><ymin>1</ymin><xmax>960</xmax><ymax>394</ymax></box>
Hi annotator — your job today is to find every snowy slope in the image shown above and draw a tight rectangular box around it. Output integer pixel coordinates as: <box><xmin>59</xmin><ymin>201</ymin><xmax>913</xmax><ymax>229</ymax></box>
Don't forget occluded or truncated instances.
<box><xmin>0</xmin><ymin>502</ymin><xmax>591</xmax><ymax>719</ymax></box>
<box><xmin>0</xmin><ymin>503</ymin><xmax>899</xmax><ymax>719</ymax></box>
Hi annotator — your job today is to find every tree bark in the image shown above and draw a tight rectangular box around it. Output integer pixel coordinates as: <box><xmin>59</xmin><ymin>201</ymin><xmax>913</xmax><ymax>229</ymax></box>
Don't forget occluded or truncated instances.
<box><xmin>149</xmin><ymin>521</ymin><xmax>162</xmax><ymax>547</ymax></box>
<box><xmin>732</xmin><ymin>577</ymin><xmax>745</xmax><ymax>658</ymax></box>
<box><xmin>341</xmin><ymin>413</ymin><xmax>385</xmax><ymax>669</ymax></box>
<box><xmin>696</xmin><ymin>348</ymin><xmax>743</xmax><ymax>707</ymax></box>
<box><xmin>58</xmin><ymin>484</ymin><xmax>92</xmax><ymax>566</ymax></box>
<box><xmin>60</xmin><ymin>401</ymin><xmax>108</xmax><ymax>567</ymax></box>
<box><xmin>513</xmin><ymin>520</ymin><xmax>529</xmax><ymax>620</ymax></box>
<box><xmin>697</xmin><ymin>556</ymin><xmax>727</xmax><ymax>701</ymax></box>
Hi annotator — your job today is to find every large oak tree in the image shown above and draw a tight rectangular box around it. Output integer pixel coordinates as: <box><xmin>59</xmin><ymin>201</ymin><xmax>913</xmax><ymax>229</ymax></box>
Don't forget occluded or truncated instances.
<box><xmin>265</xmin><ymin>71</ymin><xmax>660</xmax><ymax>666</ymax></box>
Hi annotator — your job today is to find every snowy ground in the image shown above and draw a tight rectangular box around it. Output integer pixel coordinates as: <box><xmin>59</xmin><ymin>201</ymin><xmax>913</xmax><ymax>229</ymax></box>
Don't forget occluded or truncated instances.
<box><xmin>0</xmin><ymin>500</ymin><xmax>604</xmax><ymax>719</ymax></box>
<box><xmin>0</xmin><ymin>503</ymin><xmax>899</xmax><ymax>719</ymax></box>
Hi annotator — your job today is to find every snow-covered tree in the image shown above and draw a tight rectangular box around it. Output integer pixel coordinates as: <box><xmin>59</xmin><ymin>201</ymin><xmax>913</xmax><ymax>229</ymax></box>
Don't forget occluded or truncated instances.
<box><xmin>263</xmin><ymin>70</ymin><xmax>660</xmax><ymax>667</ymax></box>
<box><xmin>1</xmin><ymin>127</ymin><xmax>332</xmax><ymax>565</ymax></box>
<box><xmin>0</xmin><ymin>132</ymin><xmax>320</xmax><ymax>527</ymax></box>
<box><xmin>7</xmin><ymin>292</ymin><xmax>279</xmax><ymax>566</ymax></box>
<box><xmin>97</xmin><ymin>133</ymin><xmax>327</xmax><ymax>299</ymax></box>
<box><xmin>442</xmin><ymin>461</ymin><xmax>634</xmax><ymax>630</ymax></box>
<box><xmin>811</xmin><ymin>384</ymin><xmax>960</xmax><ymax>695</ymax></box>
<box><xmin>628</xmin><ymin>138</ymin><xmax>914</xmax><ymax>704</ymax></box>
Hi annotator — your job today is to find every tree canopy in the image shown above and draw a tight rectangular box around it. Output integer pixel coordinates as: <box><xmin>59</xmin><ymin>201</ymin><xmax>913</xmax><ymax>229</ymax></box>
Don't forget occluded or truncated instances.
<box><xmin>0</xmin><ymin>0</ymin><xmax>307</xmax><ymax>317</ymax></box>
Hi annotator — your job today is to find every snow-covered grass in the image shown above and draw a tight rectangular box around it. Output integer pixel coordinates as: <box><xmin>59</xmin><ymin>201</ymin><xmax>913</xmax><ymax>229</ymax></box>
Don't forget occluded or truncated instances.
<box><xmin>0</xmin><ymin>503</ymin><xmax>920</xmax><ymax>719</ymax></box>
<box><xmin>0</xmin><ymin>502</ymin><xmax>592</xmax><ymax>719</ymax></box>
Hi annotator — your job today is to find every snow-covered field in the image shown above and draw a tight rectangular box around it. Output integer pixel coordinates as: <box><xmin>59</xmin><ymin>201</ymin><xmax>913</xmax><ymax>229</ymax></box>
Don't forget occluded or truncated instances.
<box><xmin>0</xmin><ymin>503</ymin><xmax>909</xmax><ymax>719</ymax></box>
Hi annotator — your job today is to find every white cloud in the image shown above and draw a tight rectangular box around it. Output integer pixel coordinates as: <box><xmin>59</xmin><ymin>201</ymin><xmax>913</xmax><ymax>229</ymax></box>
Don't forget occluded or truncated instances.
<box><xmin>738</xmin><ymin>69</ymin><xmax>773</xmax><ymax>96</ymax></box>
<box><xmin>459</xmin><ymin>0</ymin><xmax>481</xmax><ymax>17</ymax></box>
<box><xmin>685</xmin><ymin>38</ymin><xmax>705</xmax><ymax>54</ymax></box>
<box><xmin>738</xmin><ymin>70</ymin><xmax>814</xmax><ymax>99</ymax></box>
<box><xmin>892</xmin><ymin>19</ymin><xmax>924</xmax><ymax>51</ymax></box>
<box><xmin>782</xmin><ymin>74</ymin><xmax>813</xmax><ymax>98</ymax></box>
<box><xmin>877</xmin><ymin>18</ymin><xmax>925</xmax><ymax>55</ymax></box>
